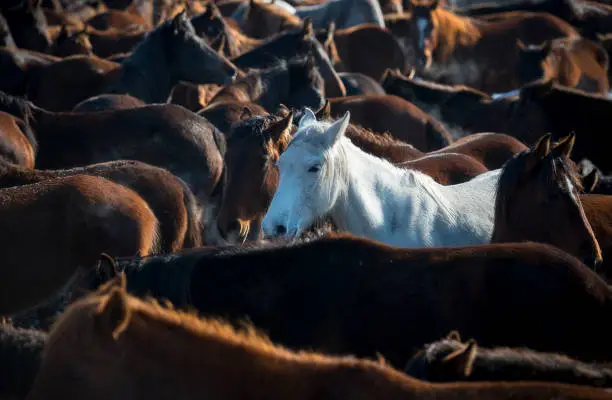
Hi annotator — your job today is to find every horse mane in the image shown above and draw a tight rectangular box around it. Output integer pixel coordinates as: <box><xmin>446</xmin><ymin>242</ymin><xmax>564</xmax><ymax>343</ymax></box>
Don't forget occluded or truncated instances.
<box><xmin>494</xmin><ymin>148</ymin><xmax>583</xmax><ymax>230</ymax></box>
<box><xmin>0</xmin><ymin>91</ymin><xmax>36</xmax><ymax>123</ymax></box>
<box><xmin>410</xmin><ymin>76</ymin><xmax>490</xmax><ymax>98</ymax></box>
<box><xmin>432</xmin><ymin>7</ymin><xmax>482</xmax><ymax>61</ymax></box>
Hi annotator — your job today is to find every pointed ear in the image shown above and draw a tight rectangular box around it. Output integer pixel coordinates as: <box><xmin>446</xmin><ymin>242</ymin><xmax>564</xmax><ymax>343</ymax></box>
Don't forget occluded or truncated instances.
<box><xmin>552</xmin><ymin>132</ymin><xmax>575</xmax><ymax>159</ymax></box>
<box><xmin>269</xmin><ymin>111</ymin><xmax>294</xmax><ymax>145</ymax></box>
<box><xmin>446</xmin><ymin>330</ymin><xmax>461</xmax><ymax>341</ymax></box>
<box><xmin>97</xmin><ymin>253</ymin><xmax>119</xmax><ymax>282</ymax></box>
<box><xmin>315</xmin><ymin>99</ymin><xmax>331</xmax><ymax>120</ymax></box>
<box><xmin>583</xmin><ymin>169</ymin><xmax>599</xmax><ymax>193</ymax></box>
<box><xmin>204</xmin><ymin>2</ymin><xmax>214</xmax><ymax>18</ymax></box>
<box><xmin>240</xmin><ymin>106</ymin><xmax>253</xmax><ymax>120</ymax></box>
<box><xmin>214</xmin><ymin>33</ymin><xmax>226</xmax><ymax>56</ymax></box>
<box><xmin>532</xmin><ymin>133</ymin><xmax>552</xmax><ymax>160</ymax></box>
<box><xmin>442</xmin><ymin>339</ymin><xmax>477</xmax><ymax>377</ymax></box>
<box><xmin>95</xmin><ymin>286</ymin><xmax>131</xmax><ymax>340</ymax></box>
<box><xmin>516</xmin><ymin>39</ymin><xmax>526</xmax><ymax>51</ymax></box>
<box><xmin>430</xmin><ymin>0</ymin><xmax>439</xmax><ymax>9</ymax></box>
<box><xmin>325</xmin><ymin>111</ymin><xmax>350</xmax><ymax>147</ymax></box>
<box><xmin>407</xmin><ymin>67</ymin><xmax>415</xmax><ymax>79</ymax></box>
<box><xmin>302</xmin><ymin>17</ymin><xmax>313</xmax><ymax>39</ymax></box>
<box><xmin>299</xmin><ymin>107</ymin><xmax>317</xmax><ymax>127</ymax></box>
<box><xmin>540</xmin><ymin>40</ymin><xmax>552</xmax><ymax>57</ymax></box>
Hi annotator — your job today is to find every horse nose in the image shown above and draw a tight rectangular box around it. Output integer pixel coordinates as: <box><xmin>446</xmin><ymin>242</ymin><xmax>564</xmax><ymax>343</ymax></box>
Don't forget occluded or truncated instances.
<box><xmin>276</xmin><ymin>224</ymin><xmax>287</xmax><ymax>236</ymax></box>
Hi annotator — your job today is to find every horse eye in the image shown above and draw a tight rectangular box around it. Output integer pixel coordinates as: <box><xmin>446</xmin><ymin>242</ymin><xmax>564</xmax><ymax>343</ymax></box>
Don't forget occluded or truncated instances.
<box><xmin>308</xmin><ymin>165</ymin><xmax>320</xmax><ymax>173</ymax></box>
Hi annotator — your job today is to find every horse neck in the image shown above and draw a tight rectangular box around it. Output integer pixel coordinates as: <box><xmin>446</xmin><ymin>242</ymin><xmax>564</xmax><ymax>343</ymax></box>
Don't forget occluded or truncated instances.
<box><xmin>433</xmin><ymin>8</ymin><xmax>481</xmax><ymax>61</ymax></box>
<box><xmin>228</xmin><ymin>23</ymin><xmax>261</xmax><ymax>55</ymax></box>
<box><xmin>113</xmin><ymin>31</ymin><xmax>174</xmax><ymax>103</ymax></box>
<box><xmin>345</xmin><ymin>129</ymin><xmax>422</xmax><ymax>162</ymax></box>
<box><xmin>329</xmin><ymin>138</ymin><xmax>423</xmax><ymax>235</ymax></box>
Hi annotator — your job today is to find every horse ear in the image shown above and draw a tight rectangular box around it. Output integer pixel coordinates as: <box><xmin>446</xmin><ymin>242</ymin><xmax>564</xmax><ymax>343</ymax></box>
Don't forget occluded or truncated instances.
<box><xmin>299</xmin><ymin>107</ymin><xmax>317</xmax><ymax>127</ymax></box>
<box><xmin>325</xmin><ymin>21</ymin><xmax>335</xmax><ymax>46</ymax></box>
<box><xmin>213</xmin><ymin>33</ymin><xmax>226</xmax><ymax>56</ymax></box>
<box><xmin>97</xmin><ymin>253</ymin><xmax>119</xmax><ymax>282</ymax></box>
<box><xmin>531</xmin><ymin>133</ymin><xmax>552</xmax><ymax>161</ymax></box>
<box><xmin>269</xmin><ymin>111</ymin><xmax>294</xmax><ymax>144</ymax></box>
<box><xmin>240</xmin><ymin>106</ymin><xmax>253</xmax><ymax>120</ymax></box>
<box><xmin>407</xmin><ymin>67</ymin><xmax>415</xmax><ymax>79</ymax></box>
<box><xmin>541</xmin><ymin>40</ymin><xmax>552</xmax><ymax>57</ymax></box>
<box><xmin>315</xmin><ymin>99</ymin><xmax>331</xmax><ymax>120</ymax></box>
<box><xmin>204</xmin><ymin>2</ymin><xmax>214</xmax><ymax>19</ymax></box>
<box><xmin>446</xmin><ymin>330</ymin><xmax>461</xmax><ymax>341</ymax></box>
<box><xmin>95</xmin><ymin>284</ymin><xmax>131</xmax><ymax>340</ymax></box>
<box><xmin>516</xmin><ymin>39</ymin><xmax>526</xmax><ymax>51</ymax></box>
<box><xmin>430</xmin><ymin>0</ymin><xmax>440</xmax><ymax>9</ymax></box>
<box><xmin>325</xmin><ymin>111</ymin><xmax>350</xmax><ymax>147</ymax></box>
<box><xmin>583</xmin><ymin>169</ymin><xmax>599</xmax><ymax>193</ymax></box>
<box><xmin>552</xmin><ymin>132</ymin><xmax>576</xmax><ymax>159</ymax></box>
<box><xmin>442</xmin><ymin>339</ymin><xmax>477</xmax><ymax>377</ymax></box>
<box><xmin>302</xmin><ymin>17</ymin><xmax>314</xmax><ymax>39</ymax></box>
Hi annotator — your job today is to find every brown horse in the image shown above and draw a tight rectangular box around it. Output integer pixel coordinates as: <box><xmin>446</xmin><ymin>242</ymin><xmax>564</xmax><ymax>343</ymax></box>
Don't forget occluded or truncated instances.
<box><xmin>72</xmin><ymin>93</ymin><xmax>146</xmax><ymax>112</ymax></box>
<box><xmin>85</xmin><ymin>8</ymin><xmax>150</xmax><ymax>31</ymax></box>
<box><xmin>517</xmin><ymin>37</ymin><xmax>609</xmax><ymax>94</ymax></box>
<box><xmin>0</xmin><ymin>159</ymin><xmax>203</xmax><ymax>253</ymax></box>
<box><xmin>0</xmin><ymin>111</ymin><xmax>36</xmax><ymax>168</ymax></box>
<box><xmin>315</xmin><ymin>22</ymin><xmax>406</xmax><ymax>81</ymax></box>
<box><xmin>491</xmin><ymin>133</ymin><xmax>611</xmax><ymax>275</ymax></box>
<box><xmin>405</xmin><ymin>331</ymin><xmax>612</xmax><ymax>387</ymax></box>
<box><xmin>48</xmin><ymin>26</ymin><xmax>93</xmax><ymax>57</ymax></box>
<box><xmin>406</xmin><ymin>0</ymin><xmax>579</xmax><ymax>92</ymax></box>
<box><xmin>0</xmin><ymin>175</ymin><xmax>159</xmax><ymax>315</ymax></box>
<box><xmin>0</xmin><ymin>92</ymin><xmax>224</xmax><ymax>223</ymax></box>
<box><xmin>26</xmin><ymin>275</ymin><xmax>612</xmax><ymax>400</ymax></box>
<box><xmin>28</xmin><ymin>12</ymin><xmax>237</xmax><ymax>111</ymax></box>
<box><xmin>199</xmin><ymin>101</ymin><xmax>268</xmax><ymax>134</ymax></box>
<box><xmin>0</xmin><ymin>0</ymin><xmax>52</xmax><ymax>53</ymax></box>
<box><xmin>327</xmin><ymin>95</ymin><xmax>453</xmax><ymax>152</ymax></box>
<box><xmin>81</xmin><ymin>25</ymin><xmax>147</xmax><ymax>58</ymax></box>
<box><xmin>239</xmin><ymin>0</ymin><xmax>302</xmax><ymax>39</ymax></box>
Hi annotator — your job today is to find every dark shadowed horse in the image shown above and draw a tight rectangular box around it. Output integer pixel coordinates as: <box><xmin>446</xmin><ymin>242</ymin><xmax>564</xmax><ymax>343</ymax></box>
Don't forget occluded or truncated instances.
<box><xmin>232</xmin><ymin>19</ymin><xmax>347</xmax><ymax>98</ymax></box>
<box><xmin>70</xmin><ymin>234</ymin><xmax>612</xmax><ymax>367</ymax></box>
<box><xmin>26</xmin><ymin>276</ymin><xmax>612</xmax><ymax>400</ymax></box>
<box><xmin>0</xmin><ymin>11</ymin><xmax>16</xmax><ymax>49</ymax></box>
<box><xmin>27</xmin><ymin>12</ymin><xmax>237</xmax><ymax>111</ymax></box>
<box><xmin>0</xmin><ymin>0</ymin><xmax>51</xmax><ymax>53</ymax></box>
<box><xmin>405</xmin><ymin>0</ymin><xmax>579</xmax><ymax>92</ymax></box>
<box><xmin>516</xmin><ymin>37</ymin><xmax>609</xmax><ymax>94</ymax></box>
<box><xmin>405</xmin><ymin>331</ymin><xmax>612</xmax><ymax>387</ymax></box>
<box><xmin>0</xmin><ymin>322</ymin><xmax>46</xmax><ymax>400</ymax></box>
<box><xmin>0</xmin><ymin>174</ymin><xmax>159</xmax><ymax>315</ymax></box>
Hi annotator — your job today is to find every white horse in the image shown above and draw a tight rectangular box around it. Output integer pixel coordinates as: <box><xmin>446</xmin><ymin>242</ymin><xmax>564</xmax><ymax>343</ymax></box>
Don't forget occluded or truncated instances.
<box><xmin>262</xmin><ymin>109</ymin><xmax>500</xmax><ymax>247</ymax></box>
<box><xmin>295</xmin><ymin>0</ymin><xmax>386</xmax><ymax>29</ymax></box>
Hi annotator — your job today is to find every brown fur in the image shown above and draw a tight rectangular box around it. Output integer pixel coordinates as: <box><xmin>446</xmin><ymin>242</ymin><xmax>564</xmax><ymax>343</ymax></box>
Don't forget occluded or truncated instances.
<box><xmin>316</xmin><ymin>23</ymin><xmax>406</xmax><ymax>81</ymax></box>
<box><xmin>0</xmin><ymin>175</ymin><xmax>159</xmax><ymax>315</ymax></box>
<box><xmin>83</xmin><ymin>26</ymin><xmax>147</xmax><ymax>59</ymax></box>
<box><xmin>517</xmin><ymin>37</ymin><xmax>609</xmax><ymax>94</ymax></box>
<box><xmin>0</xmin><ymin>159</ymin><xmax>202</xmax><ymax>253</ymax></box>
<box><xmin>328</xmin><ymin>95</ymin><xmax>453</xmax><ymax>151</ymax></box>
<box><xmin>240</xmin><ymin>0</ymin><xmax>302</xmax><ymax>39</ymax></box>
<box><xmin>407</xmin><ymin>1</ymin><xmax>579</xmax><ymax>92</ymax></box>
<box><xmin>492</xmin><ymin>134</ymin><xmax>610</xmax><ymax>275</ymax></box>
<box><xmin>0</xmin><ymin>111</ymin><xmax>36</xmax><ymax>168</ymax></box>
<box><xmin>26</xmin><ymin>275</ymin><xmax>612</xmax><ymax>400</ymax></box>
<box><xmin>85</xmin><ymin>9</ymin><xmax>150</xmax><ymax>31</ymax></box>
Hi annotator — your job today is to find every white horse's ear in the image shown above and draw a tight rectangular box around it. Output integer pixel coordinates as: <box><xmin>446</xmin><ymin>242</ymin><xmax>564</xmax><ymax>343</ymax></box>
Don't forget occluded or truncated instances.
<box><xmin>325</xmin><ymin>111</ymin><xmax>350</xmax><ymax>147</ymax></box>
<box><xmin>299</xmin><ymin>108</ymin><xmax>317</xmax><ymax>127</ymax></box>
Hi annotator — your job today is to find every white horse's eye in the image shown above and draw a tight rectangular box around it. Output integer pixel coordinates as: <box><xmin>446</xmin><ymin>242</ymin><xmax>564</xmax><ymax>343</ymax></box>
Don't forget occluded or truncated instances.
<box><xmin>308</xmin><ymin>165</ymin><xmax>320</xmax><ymax>173</ymax></box>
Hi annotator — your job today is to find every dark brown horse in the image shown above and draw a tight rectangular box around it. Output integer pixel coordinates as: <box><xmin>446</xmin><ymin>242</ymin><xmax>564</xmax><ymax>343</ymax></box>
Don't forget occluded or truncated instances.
<box><xmin>327</xmin><ymin>95</ymin><xmax>453</xmax><ymax>152</ymax></box>
<box><xmin>70</xmin><ymin>234</ymin><xmax>612</xmax><ymax>366</ymax></box>
<box><xmin>0</xmin><ymin>159</ymin><xmax>203</xmax><ymax>253</ymax></box>
<box><xmin>27</xmin><ymin>12</ymin><xmax>237</xmax><ymax>111</ymax></box>
<box><xmin>406</xmin><ymin>0</ymin><xmax>579</xmax><ymax>92</ymax></box>
<box><xmin>0</xmin><ymin>322</ymin><xmax>46</xmax><ymax>400</ymax></box>
<box><xmin>491</xmin><ymin>133</ymin><xmax>612</xmax><ymax>278</ymax></box>
<box><xmin>516</xmin><ymin>37</ymin><xmax>609</xmax><ymax>94</ymax></box>
<box><xmin>48</xmin><ymin>25</ymin><xmax>93</xmax><ymax>57</ymax></box>
<box><xmin>315</xmin><ymin>22</ymin><xmax>406</xmax><ymax>81</ymax></box>
<box><xmin>405</xmin><ymin>331</ymin><xmax>612</xmax><ymax>387</ymax></box>
<box><xmin>0</xmin><ymin>92</ymin><xmax>225</xmax><ymax>224</ymax></box>
<box><xmin>0</xmin><ymin>111</ymin><xmax>36</xmax><ymax>168</ymax></box>
<box><xmin>0</xmin><ymin>174</ymin><xmax>159</xmax><ymax>315</ymax></box>
<box><xmin>0</xmin><ymin>0</ymin><xmax>52</xmax><ymax>53</ymax></box>
<box><xmin>0</xmin><ymin>47</ymin><xmax>60</xmax><ymax>96</ymax></box>
<box><xmin>0</xmin><ymin>11</ymin><xmax>16</xmax><ymax>49</ymax></box>
<box><xmin>231</xmin><ymin>20</ymin><xmax>347</xmax><ymax>98</ymax></box>
<box><xmin>25</xmin><ymin>275</ymin><xmax>612</xmax><ymax>400</ymax></box>
<box><xmin>72</xmin><ymin>93</ymin><xmax>145</xmax><ymax>112</ymax></box>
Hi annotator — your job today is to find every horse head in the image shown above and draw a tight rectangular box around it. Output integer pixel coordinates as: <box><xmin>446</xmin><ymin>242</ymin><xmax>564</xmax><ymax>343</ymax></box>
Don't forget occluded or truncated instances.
<box><xmin>407</xmin><ymin>0</ymin><xmax>440</xmax><ymax>70</ymax></box>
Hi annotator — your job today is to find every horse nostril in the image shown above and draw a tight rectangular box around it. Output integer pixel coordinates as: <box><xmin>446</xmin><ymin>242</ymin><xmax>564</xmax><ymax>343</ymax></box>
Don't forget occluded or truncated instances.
<box><xmin>276</xmin><ymin>225</ymin><xmax>287</xmax><ymax>235</ymax></box>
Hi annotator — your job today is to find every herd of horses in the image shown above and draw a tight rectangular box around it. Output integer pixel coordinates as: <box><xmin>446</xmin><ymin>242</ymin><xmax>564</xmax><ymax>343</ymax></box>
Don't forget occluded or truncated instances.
<box><xmin>3</xmin><ymin>0</ymin><xmax>612</xmax><ymax>398</ymax></box>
